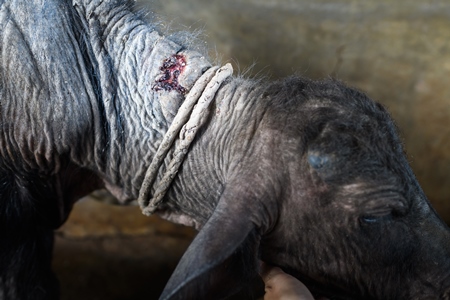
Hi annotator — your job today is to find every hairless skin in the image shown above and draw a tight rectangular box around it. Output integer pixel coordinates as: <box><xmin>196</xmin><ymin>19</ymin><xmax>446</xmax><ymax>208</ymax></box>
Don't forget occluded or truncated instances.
<box><xmin>261</xmin><ymin>263</ymin><xmax>316</xmax><ymax>300</ymax></box>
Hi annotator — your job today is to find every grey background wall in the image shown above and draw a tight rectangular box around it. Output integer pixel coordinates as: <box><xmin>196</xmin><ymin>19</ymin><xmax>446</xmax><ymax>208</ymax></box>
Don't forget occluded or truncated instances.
<box><xmin>141</xmin><ymin>0</ymin><xmax>450</xmax><ymax>221</ymax></box>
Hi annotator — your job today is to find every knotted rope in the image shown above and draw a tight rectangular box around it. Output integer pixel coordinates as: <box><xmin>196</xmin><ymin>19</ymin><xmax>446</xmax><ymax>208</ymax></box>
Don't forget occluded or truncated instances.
<box><xmin>138</xmin><ymin>63</ymin><xmax>233</xmax><ymax>216</ymax></box>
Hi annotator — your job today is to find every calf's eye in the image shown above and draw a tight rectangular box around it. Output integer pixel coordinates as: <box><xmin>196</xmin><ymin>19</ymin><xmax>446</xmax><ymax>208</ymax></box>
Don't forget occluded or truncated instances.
<box><xmin>307</xmin><ymin>153</ymin><xmax>330</xmax><ymax>169</ymax></box>
<box><xmin>360</xmin><ymin>213</ymin><xmax>393</xmax><ymax>224</ymax></box>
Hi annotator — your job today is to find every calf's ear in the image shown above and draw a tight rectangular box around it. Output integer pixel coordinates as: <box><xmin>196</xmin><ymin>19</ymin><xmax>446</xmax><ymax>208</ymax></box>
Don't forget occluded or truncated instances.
<box><xmin>159</xmin><ymin>188</ymin><xmax>261</xmax><ymax>300</ymax></box>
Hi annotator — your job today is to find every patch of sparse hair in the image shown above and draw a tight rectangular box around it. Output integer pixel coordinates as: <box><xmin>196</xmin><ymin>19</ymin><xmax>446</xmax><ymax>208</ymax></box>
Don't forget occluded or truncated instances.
<box><xmin>130</xmin><ymin>1</ymin><xmax>213</xmax><ymax>64</ymax></box>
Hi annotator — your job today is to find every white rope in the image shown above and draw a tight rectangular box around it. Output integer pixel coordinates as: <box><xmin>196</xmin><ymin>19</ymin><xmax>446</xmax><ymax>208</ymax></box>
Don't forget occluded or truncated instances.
<box><xmin>138</xmin><ymin>63</ymin><xmax>233</xmax><ymax>216</ymax></box>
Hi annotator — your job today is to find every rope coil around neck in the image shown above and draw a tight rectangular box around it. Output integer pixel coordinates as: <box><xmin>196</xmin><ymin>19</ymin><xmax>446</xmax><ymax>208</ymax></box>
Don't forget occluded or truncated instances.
<box><xmin>138</xmin><ymin>63</ymin><xmax>233</xmax><ymax>216</ymax></box>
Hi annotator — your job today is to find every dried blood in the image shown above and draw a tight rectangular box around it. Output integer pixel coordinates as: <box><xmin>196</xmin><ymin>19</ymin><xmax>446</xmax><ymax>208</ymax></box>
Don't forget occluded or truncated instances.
<box><xmin>153</xmin><ymin>54</ymin><xmax>187</xmax><ymax>94</ymax></box>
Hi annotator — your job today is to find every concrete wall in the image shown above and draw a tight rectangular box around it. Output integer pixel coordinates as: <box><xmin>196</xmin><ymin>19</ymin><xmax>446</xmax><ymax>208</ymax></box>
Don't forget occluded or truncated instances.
<box><xmin>141</xmin><ymin>0</ymin><xmax>450</xmax><ymax>221</ymax></box>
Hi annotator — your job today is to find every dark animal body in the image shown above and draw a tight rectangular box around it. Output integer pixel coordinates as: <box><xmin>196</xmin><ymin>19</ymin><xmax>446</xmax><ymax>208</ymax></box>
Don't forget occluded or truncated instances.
<box><xmin>0</xmin><ymin>0</ymin><xmax>449</xmax><ymax>299</ymax></box>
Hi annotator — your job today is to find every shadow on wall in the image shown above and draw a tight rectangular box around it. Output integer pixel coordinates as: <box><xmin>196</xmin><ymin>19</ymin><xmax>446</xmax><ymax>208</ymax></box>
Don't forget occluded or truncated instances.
<box><xmin>144</xmin><ymin>0</ymin><xmax>450</xmax><ymax>222</ymax></box>
<box><xmin>54</xmin><ymin>195</ymin><xmax>197</xmax><ymax>300</ymax></box>
<box><xmin>54</xmin><ymin>193</ymin><xmax>263</xmax><ymax>300</ymax></box>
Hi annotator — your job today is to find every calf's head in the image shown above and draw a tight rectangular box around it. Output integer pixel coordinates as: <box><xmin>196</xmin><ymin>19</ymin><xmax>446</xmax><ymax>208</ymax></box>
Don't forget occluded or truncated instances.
<box><xmin>259</xmin><ymin>78</ymin><xmax>450</xmax><ymax>299</ymax></box>
<box><xmin>159</xmin><ymin>77</ymin><xmax>450</xmax><ymax>300</ymax></box>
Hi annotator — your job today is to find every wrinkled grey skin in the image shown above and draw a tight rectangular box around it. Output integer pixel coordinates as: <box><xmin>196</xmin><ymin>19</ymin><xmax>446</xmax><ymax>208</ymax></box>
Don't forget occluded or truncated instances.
<box><xmin>0</xmin><ymin>0</ymin><xmax>449</xmax><ymax>299</ymax></box>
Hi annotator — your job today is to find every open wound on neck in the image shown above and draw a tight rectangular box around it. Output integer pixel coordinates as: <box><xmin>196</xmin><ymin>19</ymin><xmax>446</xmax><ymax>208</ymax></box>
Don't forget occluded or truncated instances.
<box><xmin>153</xmin><ymin>54</ymin><xmax>187</xmax><ymax>94</ymax></box>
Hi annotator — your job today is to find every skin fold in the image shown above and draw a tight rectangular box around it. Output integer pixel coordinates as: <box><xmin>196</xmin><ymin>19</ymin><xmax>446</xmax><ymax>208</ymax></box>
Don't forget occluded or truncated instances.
<box><xmin>0</xmin><ymin>0</ymin><xmax>449</xmax><ymax>299</ymax></box>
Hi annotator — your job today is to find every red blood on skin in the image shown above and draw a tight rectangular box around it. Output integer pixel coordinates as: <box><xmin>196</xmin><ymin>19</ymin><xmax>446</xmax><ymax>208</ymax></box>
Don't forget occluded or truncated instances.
<box><xmin>153</xmin><ymin>54</ymin><xmax>187</xmax><ymax>94</ymax></box>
